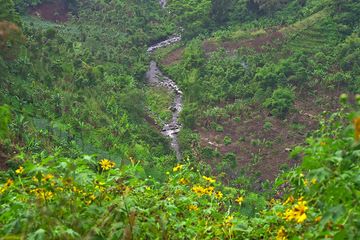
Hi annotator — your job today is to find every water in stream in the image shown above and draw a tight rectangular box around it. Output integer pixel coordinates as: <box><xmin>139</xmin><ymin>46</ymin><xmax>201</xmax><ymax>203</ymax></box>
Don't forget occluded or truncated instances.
<box><xmin>146</xmin><ymin>38</ymin><xmax>182</xmax><ymax>160</ymax></box>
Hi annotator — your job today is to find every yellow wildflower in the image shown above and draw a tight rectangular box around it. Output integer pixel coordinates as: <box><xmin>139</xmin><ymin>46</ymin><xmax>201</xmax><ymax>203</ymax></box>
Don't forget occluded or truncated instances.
<box><xmin>42</xmin><ymin>174</ymin><xmax>54</xmax><ymax>182</ymax></box>
<box><xmin>99</xmin><ymin>159</ymin><xmax>115</xmax><ymax>171</ymax></box>
<box><xmin>173</xmin><ymin>164</ymin><xmax>184</xmax><ymax>172</ymax></box>
<box><xmin>31</xmin><ymin>188</ymin><xmax>54</xmax><ymax>201</ymax></box>
<box><xmin>311</xmin><ymin>178</ymin><xmax>317</xmax><ymax>184</ymax></box>
<box><xmin>179</xmin><ymin>178</ymin><xmax>188</xmax><ymax>185</ymax></box>
<box><xmin>192</xmin><ymin>185</ymin><xmax>205</xmax><ymax>196</ymax></box>
<box><xmin>44</xmin><ymin>191</ymin><xmax>54</xmax><ymax>200</ymax></box>
<box><xmin>188</xmin><ymin>205</ymin><xmax>199</xmax><ymax>211</ymax></box>
<box><xmin>204</xmin><ymin>186</ymin><xmax>214</xmax><ymax>195</ymax></box>
<box><xmin>284</xmin><ymin>198</ymin><xmax>308</xmax><ymax>223</ymax></box>
<box><xmin>32</xmin><ymin>176</ymin><xmax>39</xmax><ymax>183</ymax></box>
<box><xmin>276</xmin><ymin>226</ymin><xmax>287</xmax><ymax>240</ymax></box>
<box><xmin>283</xmin><ymin>196</ymin><xmax>294</xmax><ymax>205</ymax></box>
<box><xmin>202</xmin><ymin>176</ymin><xmax>216</xmax><ymax>183</ymax></box>
<box><xmin>224</xmin><ymin>215</ymin><xmax>234</xmax><ymax>227</ymax></box>
<box><xmin>89</xmin><ymin>194</ymin><xmax>96</xmax><ymax>201</ymax></box>
<box><xmin>4</xmin><ymin>179</ymin><xmax>13</xmax><ymax>187</ymax></box>
<box><xmin>303</xmin><ymin>179</ymin><xmax>308</xmax><ymax>186</ymax></box>
<box><xmin>72</xmin><ymin>186</ymin><xmax>79</xmax><ymax>193</ymax></box>
<box><xmin>215</xmin><ymin>191</ymin><xmax>223</xmax><ymax>199</ymax></box>
<box><xmin>15</xmin><ymin>166</ymin><xmax>24</xmax><ymax>175</ymax></box>
<box><xmin>270</xmin><ymin>198</ymin><xmax>279</xmax><ymax>205</ymax></box>
<box><xmin>0</xmin><ymin>179</ymin><xmax>14</xmax><ymax>194</ymax></box>
<box><xmin>353</xmin><ymin>117</ymin><xmax>360</xmax><ymax>141</ymax></box>
<box><xmin>236</xmin><ymin>196</ymin><xmax>244</xmax><ymax>205</ymax></box>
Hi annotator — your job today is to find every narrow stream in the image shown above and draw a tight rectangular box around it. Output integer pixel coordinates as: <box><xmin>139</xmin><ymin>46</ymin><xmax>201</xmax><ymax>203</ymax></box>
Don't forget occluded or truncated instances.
<box><xmin>146</xmin><ymin>29</ymin><xmax>182</xmax><ymax>160</ymax></box>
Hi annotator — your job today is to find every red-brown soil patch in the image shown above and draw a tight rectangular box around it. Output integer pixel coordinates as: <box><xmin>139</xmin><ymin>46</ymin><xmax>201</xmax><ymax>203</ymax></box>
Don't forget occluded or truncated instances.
<box><xmin>195</xmin><ymin>88</ymin><xmax>340</xmax><ymax>183</ymax></box>
<box><xmin>0</xmin><ymin>144</ymin><xmax>9</xmax><ymax>170</ymax></box>
<box><xmin>203</xmin><ymin>40</ymin><xmax>219</xmax><ymax>52</ymax></box>
<box><xmin>222</xmin><ymin>30</ymin><xmax>284</xmax><ymax>53</ymax></box>
<box><xmin>161</xmin><ymin>48</ymin><xmax>184</xmax><ymax>66</ymax></box>
<box><xmin>162</xmin><ymin>29</ymin><xmax>284</xmax><ymax>66</ymax></box>
<box><xmin>29</xmin><ymin>0</ymin><xmax>69</xmax><ymax>23</ymax></box>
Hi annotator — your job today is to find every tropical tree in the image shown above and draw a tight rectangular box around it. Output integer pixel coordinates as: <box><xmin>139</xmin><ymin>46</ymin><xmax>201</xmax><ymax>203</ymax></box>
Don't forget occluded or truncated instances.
<box><xmin>168</xmin><ymin>0</ymin><xmax>212</xmax><ymax>38</ymax></box>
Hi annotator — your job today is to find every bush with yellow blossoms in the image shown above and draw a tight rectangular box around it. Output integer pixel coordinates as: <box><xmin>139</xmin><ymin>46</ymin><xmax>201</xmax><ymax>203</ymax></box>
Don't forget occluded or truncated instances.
<box><xmin>0</xmin><ymin>109</ymin><xmax>359</xmax><ymax>239</ymax></box>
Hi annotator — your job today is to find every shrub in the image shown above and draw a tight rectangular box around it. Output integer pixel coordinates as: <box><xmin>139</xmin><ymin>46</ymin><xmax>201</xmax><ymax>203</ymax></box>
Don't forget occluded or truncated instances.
<box><xmin>263</xmin><ymin>121</ymin><xmax>273</xmax><ymax>131</ymax></box>
<box><xmin>223</xmin><ymin>136</ymin><xmax>232</xmax><ymax>146</ymax></box>
<box><xmin>263</xmin><ymin>87</ymin><xmax>295</xmax><ymax>118</ymax></box>
<box><xmin>223</xmin><ymin>152</ymin><xmax>237</xmax><ymax>168</ymax></box>
<box><xmin>215</xmin><ymin>124</ymin><xmax>224</xmax><ymax>132</ymax></box>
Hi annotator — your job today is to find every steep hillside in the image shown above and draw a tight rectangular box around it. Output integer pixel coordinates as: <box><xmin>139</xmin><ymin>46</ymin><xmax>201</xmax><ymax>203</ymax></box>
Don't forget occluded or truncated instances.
<box><xmin>1</xmin><ymin>0</ymin><xmax>177</xmax><ymax>172</ymax></box>
<box><xmin>155</xmin><ymin>0</ymin><xmax>359</xmax><ymax>186</ymax></box>
<box><xmin>0</xmin><ymin>0</ymin><xmax>360</xmax><ymax>239</ymax></box>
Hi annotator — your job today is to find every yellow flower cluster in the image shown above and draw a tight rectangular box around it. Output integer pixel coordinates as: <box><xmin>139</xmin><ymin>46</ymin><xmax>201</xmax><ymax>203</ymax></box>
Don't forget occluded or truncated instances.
<box><xmin>191</xmin><ymin>185</ymin><xmax>214</xmax><ymax>197</ymax></box>
<box><xmin>179</xmin><ymin>178</ymin><xmax>188</xmax><ymax>185</ymax></box>
<box><xmin>95</xmin><ymin>181</ymin><xmax>106</xmax><ymax>192</ymax></box>
<box><xmin>42</xmin><ymin>174</ymin><xmax>54</xmax><ymax>182</ymax></box>
<box><xmin>0</xmin><ymin>179</ymin><xmax>14</xmax><ymax>194</ymax></box>
<box><xmin>303</xmin><ymin>178</ymin><xmax>317</xmax><ymax>186</ymax></box>
<box><xmin>215</xmin><ymin>191</ymin><xmax>223</xmax><ymax>199</ymax></box>
<box><xmin>235</xmin><ymin>196</ymin><xmax>244</xmax><ymax>204</ymax></box>
<box><xmin>202</xmin><ymin>176</ymin><xmax>216</xmax><ymax>183</ymax></box>
<box><xmin>84</xmin><ymin>193</ymin><xmax>97</xmax><ymax>205</ymax></box>
<box><xmin>99</xmin><ymin>159</ymin><xmax>115</xmax><ymax>171</ymax></box>
<box><xmin>173</xmin><ymin>164</ymin><xmax>183</xmax><ymax>172</ymax></box>
<box><xmin>283</xmin><ymin>197</ymin><xmax>308</xmax><ymax>223</ymax></box>
<box><xmin>276</xmin><ymin>226</ymin><xmax>287</xmax><ymax>240</ymax></box>
<box><xmin>224</xmin><ymin>215</ymin><xmax>234</xmax><ymax>227</ymax></box>
<box><xmin>283</xmin><ymin>196</ymin><xmax>294</xmax><ymax>205</ymax></box>
<box><xmin>188</xmin><ymin>204</ymin><xmax>199</xmax><ymax>211</ymax></box>
<box><xmin>15</xmin><ymin>166</ymin><xmax>24</xmax><ymax>175</ymax></box>
<box><xmin>30</xmin><ymin>188</ymin><xmax>54</xmax><ymax>201</ymax></box>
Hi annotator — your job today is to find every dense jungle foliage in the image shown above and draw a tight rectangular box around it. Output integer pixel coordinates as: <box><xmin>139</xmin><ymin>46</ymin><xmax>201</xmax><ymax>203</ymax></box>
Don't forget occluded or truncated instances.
<box><xmin>1</xmin><ymin>0</ymin><xmax>360</xmax><ymax>239</ymax></box>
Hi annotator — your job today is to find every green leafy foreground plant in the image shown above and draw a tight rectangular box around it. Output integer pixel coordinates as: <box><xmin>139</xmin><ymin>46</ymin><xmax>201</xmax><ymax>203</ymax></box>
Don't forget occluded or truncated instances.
<box><xmin>1</xmin><ymin>107</ymin><xmax>359</xmax><ymax>239</ymax></box>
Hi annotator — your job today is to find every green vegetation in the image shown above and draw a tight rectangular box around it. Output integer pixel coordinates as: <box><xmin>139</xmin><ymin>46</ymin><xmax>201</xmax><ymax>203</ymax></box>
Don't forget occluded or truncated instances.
<box><xmin>264</xmin><ymin>87</ymin><xmax>295</xmax><ymax>118</ymax></box>
<box><xmin>1</xmin><ymin>0</ymin><xmax>360</xmax><ymax>239</ymax></box>
<box><xmin>1</xmin><ymin>107</ymin><xmax>359</xmax><ymax>238</ymax></box>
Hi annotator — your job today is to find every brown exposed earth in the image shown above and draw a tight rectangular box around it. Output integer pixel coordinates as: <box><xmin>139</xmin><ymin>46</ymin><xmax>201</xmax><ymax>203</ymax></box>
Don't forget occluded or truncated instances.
<box><xmin>195</xmin><ymin>88</ymin><xmax>340</xmax><ymax>183</ymax></box>
<box><xmin>29</xmin><ymin>0</ymin><xmax>69</xmax><ymax>23</ymax></box>
<box><xmin>0</xmin><ymin>144</ymin><xmax>9</xmax><ymax>170</ymax></box>
<box><xmin>162</xmin><ymin>29</ymin><xmax>284</xmax><ymax>66</ymax></box>
<box><xmin>161</xmin><ymin>48</ymin><xmax>184</xmax><ymax>66</ymax></box>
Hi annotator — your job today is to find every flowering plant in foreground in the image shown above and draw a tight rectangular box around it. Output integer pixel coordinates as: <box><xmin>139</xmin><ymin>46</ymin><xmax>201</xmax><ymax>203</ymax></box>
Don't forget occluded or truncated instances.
<box><xmin>0</xmin><ymin>111</ymin><xmax>359</xmax><ymax>239</ymax></box>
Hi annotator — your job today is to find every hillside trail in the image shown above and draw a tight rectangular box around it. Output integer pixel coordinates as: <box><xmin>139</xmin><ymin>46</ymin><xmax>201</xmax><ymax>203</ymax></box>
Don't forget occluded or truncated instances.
<box><xmin>145</xmin><ymin>1</ymin><xmax>182</xmax><ymax>160</ymax></box>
